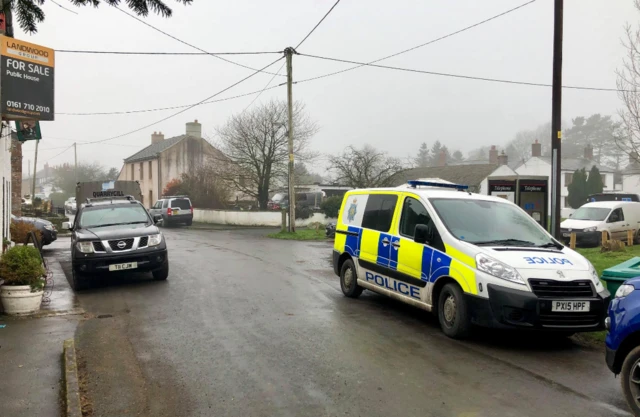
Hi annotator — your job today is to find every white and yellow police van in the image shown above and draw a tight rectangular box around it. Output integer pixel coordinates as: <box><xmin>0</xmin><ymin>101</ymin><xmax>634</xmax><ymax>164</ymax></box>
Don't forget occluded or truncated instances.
<box><xmin>332</xmin><ymin>180</ymin><xmax>611</xmax><ymax>339</ymax></box>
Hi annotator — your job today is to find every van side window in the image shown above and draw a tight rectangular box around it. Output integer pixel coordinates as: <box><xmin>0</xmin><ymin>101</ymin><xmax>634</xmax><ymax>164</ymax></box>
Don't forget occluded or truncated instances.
<box><xmin>610</xmin><ymin>208</ymin><xmax>624</xmax><ymax>222</ymax></box>
<box><xmin>362</xmin><ymin>194</ymin><xmax>398</xmax><ymax>232</ymax></box>
<box><xmin>400</xmin><ymin>197</ymin><xmax>431</xmax><ymax>238</ymax></box>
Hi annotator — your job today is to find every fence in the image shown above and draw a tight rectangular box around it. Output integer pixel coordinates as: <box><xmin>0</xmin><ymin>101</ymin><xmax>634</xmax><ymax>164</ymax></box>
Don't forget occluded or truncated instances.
<box><xmin>193</xmin><ymin>209</ymin><xmax>336</xmax><ymax>227</ymax></box>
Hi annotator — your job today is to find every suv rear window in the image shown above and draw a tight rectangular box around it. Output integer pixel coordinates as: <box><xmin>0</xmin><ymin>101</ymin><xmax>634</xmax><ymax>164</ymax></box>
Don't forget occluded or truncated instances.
<box><xmin>171</xmin><ymin>199</ymin><xmax>192</xmax><ymax>209</ymax></box>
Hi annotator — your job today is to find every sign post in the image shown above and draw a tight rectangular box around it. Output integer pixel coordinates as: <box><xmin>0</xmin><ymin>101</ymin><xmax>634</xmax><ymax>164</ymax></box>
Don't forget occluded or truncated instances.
<box><xmin>0</xmin><ymin>35</ymin><xmax>54</xmax><ymax>121</ymax></box>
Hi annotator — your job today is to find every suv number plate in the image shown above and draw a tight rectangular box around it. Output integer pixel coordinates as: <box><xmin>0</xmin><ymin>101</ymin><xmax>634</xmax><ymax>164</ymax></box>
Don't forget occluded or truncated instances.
<box><xmin>551</xmin><ymin>301</ymin><xmax>590</xmax><ymax>312</ymax></box>
<box><xmin>109</xmin><ymin>262</ymin><xmax>137</xmax><ymax>272</ymax></box>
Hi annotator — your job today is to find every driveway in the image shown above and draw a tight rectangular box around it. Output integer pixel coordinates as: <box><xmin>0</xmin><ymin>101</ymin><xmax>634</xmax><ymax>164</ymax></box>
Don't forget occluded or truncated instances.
<box><xmin>54</xmin><ymin>227</ymin><xmax>631</xmax><ymax>417</ymax></box>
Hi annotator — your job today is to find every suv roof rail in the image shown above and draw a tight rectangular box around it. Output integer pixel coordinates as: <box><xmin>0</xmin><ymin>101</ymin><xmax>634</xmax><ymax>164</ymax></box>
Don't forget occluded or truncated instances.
<box><xmin>85</xmin><ymin>195</ymin><xmax>136</xmax><ymax>206</ymax></box>
<box><xmin>161</xmin><ymin>195</ymin><xmax>189</xmax><ymax>199</ymax></box>
<box><xmin>407</xmin><ymin>180</ymin><xmax>469</xmax><ymax>191</ymax></box>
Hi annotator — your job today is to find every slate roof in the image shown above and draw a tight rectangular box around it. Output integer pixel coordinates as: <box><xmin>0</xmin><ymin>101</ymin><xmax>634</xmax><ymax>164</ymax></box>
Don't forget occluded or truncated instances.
<box><xmin>123</xmin><ymin>135</ymin><xmax>186</xmax><ymax>163</ymax></box>
<box><xmin>623</xmin><ymin>162</ymin><xmax>640</xmax><ymax>175</ymax></box>
<box><xmin>513</xmin><ymin>156</ymin><xmax>615</xmax><ymax>173</ymax></box>
<box><xmin>389</xmin><ymin>164</ymin><xmax>499</xmax><ymax>191</ymax></box>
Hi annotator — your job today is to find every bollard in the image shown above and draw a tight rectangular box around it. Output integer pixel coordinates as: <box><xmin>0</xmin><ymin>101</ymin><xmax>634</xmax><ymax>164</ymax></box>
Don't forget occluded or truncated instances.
<box><xmin>602</xmin><ymin>230</ymin><xmax>608</xmax><ymax>246</ymax></box>
<box><xmin>569</xmin><ymin>232</ymin><xmax>576</xmax><ymax>249</ymax></box>
<box><xmin>628</xmin><ymin>230</ymin><xmax>635</xmax><ymax>247</ymax></box>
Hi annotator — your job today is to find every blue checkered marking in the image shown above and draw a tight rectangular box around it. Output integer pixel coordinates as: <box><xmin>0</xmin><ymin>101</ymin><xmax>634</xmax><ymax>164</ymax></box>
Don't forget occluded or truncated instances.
<box><xmin>421</xmin><ymin>246</ymin><xmax>434</xmax><ymax>281</ymax></box>
<box><xmin>429</xmin><ymin>251</ymin><xmax>452</xmax><ymax>282</ymax></box>
<box><xmin>389</xmin><ymin>236</ymin><xmax>401</xmax><ymax>271</ymax></box>
<box><xmin>377</xmin><ymin>233</ymin><xmax>393</xmax><ymax>268</ymax></box>
<box><xmin>344</xmin><ymin>226</ymin><xmax>362</xmax><ymax>257</ymax></box>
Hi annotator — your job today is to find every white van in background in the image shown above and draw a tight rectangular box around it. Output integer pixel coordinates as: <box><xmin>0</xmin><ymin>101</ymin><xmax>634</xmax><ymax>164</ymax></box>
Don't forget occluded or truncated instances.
<box><xmin>560</xmin><ymin>201</ymin><xmax>640</xmax><ymax>246</ymax></box>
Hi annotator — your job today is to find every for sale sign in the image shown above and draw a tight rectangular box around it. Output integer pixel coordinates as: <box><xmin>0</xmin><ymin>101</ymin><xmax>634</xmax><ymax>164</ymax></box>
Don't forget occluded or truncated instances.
<box><xmin>0</xmin><ymin>36</ymin><xmax>54</xmax><ymax>121</ymax></box>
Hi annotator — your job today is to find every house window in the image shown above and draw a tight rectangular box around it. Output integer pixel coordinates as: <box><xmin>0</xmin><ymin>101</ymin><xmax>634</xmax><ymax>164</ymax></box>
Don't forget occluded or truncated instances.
<box><xmin>140</xmin><ymin>163</ymin><xmax>144</xmax><ymax>180</ymax></box>
<box><xmin>601</xmin><ymin>174</ymin><xmax>607</xmax><ymax>188</ymax></box>
<box><xmin>130</xmin><ymin>164</ymin><xmax>134</xmax><ymax>180</ymax></box>
<box><xmin>564</xmin><ymin>172</ymin><xmax>573</xmax><ymax>186</ymax></box>
<box><xmin>149</xmin><ymin>161</ymin><xmax>153</xmax><ymax>179</ymax></box>
<box><xmin>141</xmin><ymin>194</ymin><xmax>144</xmax><ymax>205</ymax></box>
<box><xmin>149</xmin><ymin>190</ymin><xmax>153</xmax><ymax>206</ymax></box>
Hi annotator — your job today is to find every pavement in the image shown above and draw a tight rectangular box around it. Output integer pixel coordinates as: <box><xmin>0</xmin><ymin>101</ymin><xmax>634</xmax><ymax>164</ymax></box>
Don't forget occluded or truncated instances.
<box><xmin>53</xmin><ymin>227</ymin><xmax>634</xmax><ymax>417</ymax></box>
<box><xmin>0</xmin><ymin>239</ymin><xmax>83</xmax><ymax>417</ymax></box>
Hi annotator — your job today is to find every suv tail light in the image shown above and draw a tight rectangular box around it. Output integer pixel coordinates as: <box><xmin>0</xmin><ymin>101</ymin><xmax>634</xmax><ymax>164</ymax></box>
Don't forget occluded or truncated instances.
<box><xmin>167</xmin><ymin>207</ymin><xmax>172</xmax><ymax>216</ymax></box>
<box><xmin>190</xmin><ymin>206</ymin><xmax>194</xmax><ymax>214</ymax></box>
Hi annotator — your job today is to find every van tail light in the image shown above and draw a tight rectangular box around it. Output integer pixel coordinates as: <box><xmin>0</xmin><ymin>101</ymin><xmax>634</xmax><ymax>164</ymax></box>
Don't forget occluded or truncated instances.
<box><xmin>167</xmin><ymin>208</ymin><xmax>172</xmax><ymax>216</ymax></box>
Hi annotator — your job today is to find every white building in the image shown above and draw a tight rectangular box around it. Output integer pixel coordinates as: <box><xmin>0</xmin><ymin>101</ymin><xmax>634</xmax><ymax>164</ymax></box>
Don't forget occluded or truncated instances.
<box><xmin>622</xmin><ymin>152</ymin><xmax>640</xmax><ymax>196</ymax></box>
<box><xmin>511</xmin><ymin>141</ymin><xmax>615</xmax><ymax>215</ymax></box>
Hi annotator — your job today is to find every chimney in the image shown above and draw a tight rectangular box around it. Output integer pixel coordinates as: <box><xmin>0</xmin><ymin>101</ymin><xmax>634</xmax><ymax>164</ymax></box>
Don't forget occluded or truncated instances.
<box><xmin>584</xmin><ymin>144</ymin><xmax>593</xmax><ymax>160</ymax></box>
<box><xmin>151</xmin><ymin>131</ymin><xmax>164</xmax><ymax>144</ymax></box>
<box><xmin>532</xmin><ymin>140</ymin><xmax>542</xmax><ymax>157</ymax></box>
<box><xmin>498</xmin><ymin>150</ymin><xmax>508</xmax><ymax>166</ymax></box>
<box><xmin>186</xmin><ymin>119</ymin><xmax>202</xmax><ymax>138</ymax></box>
<box><xmin>437</xmin><ymin>150</ymin><xmax>447</xmax><ymax>167</ymax></box>
<box><xmin>489</xmin><ymin>145</ymin><xmax>498</xmax><ymax>164</ymax></box>
<box><xmin>630</xmin><ymin>151</ymin><xmax>639</xmax><ymax>165</ymax></box>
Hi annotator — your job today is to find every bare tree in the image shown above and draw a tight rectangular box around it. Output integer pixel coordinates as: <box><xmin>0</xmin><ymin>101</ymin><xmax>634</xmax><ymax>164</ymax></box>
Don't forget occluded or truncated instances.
<box><xmin>328</xmin><ymin>145</ymin><xmax>405</xmax><ymax>188</ymax></box>
<box><xmin>617</xmin><ymin>1</ymin><xmax>640</xmax><ymax>160</ymax></box>
<box><xmin>215</xmin><ymin>100</ymin><xmax>318</xmax><ymax>209</ymax></box>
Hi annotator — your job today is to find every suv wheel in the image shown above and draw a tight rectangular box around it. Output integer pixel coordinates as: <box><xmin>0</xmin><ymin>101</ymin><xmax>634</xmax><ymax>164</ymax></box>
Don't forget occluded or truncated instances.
<box><xmin>72</xmin><ymin>269</ymin><xmax>89</xmax><ymax>291</ymax></box>
<box><xmin>153</xmin><ymin>260</ymin><xmax>169</xmax><ymax>281</ymax></box>
<box><xmin>186</xmin><ymin>220</ymin><xmax>193</xmax><ymax>226</ymax></box>
<box><xmin>622</xmin><ymin>346</ymin><xmax>640</xmax><ymax>416</ymax></box>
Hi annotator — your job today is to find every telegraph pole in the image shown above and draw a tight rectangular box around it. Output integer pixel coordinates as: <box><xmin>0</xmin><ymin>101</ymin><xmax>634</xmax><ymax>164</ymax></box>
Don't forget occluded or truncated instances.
<box><xmin>550</xmin><ymin>0</ymin><xmax>563</xmax><ymax>239</ymax></box>
<box><xmin>31</xmin><ymin>139</ymin><xmax>39</xmax><ymax>200</ymax></box>
<box><xmin>285</xmin><ymin>47</ymin><xmax>296</xmax><ymax>233</ymax></box>
<box><xmin>74</xmin><ymin>142</ymin><xmax>78</xmax><ymax>183</ymax></box>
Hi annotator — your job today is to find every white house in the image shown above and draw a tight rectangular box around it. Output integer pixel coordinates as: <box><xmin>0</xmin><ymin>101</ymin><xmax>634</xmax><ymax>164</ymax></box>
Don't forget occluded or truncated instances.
<box><xmin>512</xmin><ymin>141</ymin><xmax>615</xmax><ymax>215</ymax></box>
<box><xmin>622</xmin><ymin>152</ymin><xmax>640</xmax><ymax>196</ymax></box>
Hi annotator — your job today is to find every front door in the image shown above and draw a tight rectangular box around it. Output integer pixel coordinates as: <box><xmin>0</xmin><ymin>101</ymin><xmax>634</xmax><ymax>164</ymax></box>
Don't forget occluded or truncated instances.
<box><xmin>358</xmin><ymin>194</ymin><xmax>399</xmax><ymax>270</ymax></box>
<box><xmin>607</xmin><ymin>208</ymin><xmax>626</xmax><ymax>240</ymax></box>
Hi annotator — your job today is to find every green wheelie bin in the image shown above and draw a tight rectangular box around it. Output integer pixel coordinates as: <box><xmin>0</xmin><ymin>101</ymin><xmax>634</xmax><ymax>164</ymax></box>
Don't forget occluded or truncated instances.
<box><xmin>601</xmin><ymin>257</ymin><xmax>640</xmax><ymax>296</ymax></box>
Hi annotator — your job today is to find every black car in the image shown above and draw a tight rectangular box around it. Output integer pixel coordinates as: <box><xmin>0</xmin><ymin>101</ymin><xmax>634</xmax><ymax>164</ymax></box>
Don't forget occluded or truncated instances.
<box><xmin>62</xmin><ymin>195</ymin><xmax>169</xmax><ymax>290</ymax></box>
<box><xmin>11</xmin><ymin>214</ymin><xmax>58</xmax><ymax>245</ymax></box>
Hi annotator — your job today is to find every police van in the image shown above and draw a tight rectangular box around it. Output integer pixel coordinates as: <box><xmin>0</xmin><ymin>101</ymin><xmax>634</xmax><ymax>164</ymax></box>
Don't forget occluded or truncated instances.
<box><xmin>332</xmin><ymin>180</ymin><xmax>611</xmax><ymax>339</ymax></box>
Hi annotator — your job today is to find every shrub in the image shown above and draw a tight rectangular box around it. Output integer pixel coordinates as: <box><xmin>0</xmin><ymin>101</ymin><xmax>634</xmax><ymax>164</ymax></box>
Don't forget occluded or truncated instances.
<box><xmin>0</xmin><ymin>245</ymin><xmax>46</xmax><ymax>290</ymax></box>
<box><xmin>320</xmin><ymin>195</ymin><xmax>344</xmax><ymax>219</ymax></box>
<box><xmin>10</xmin><ymin>221</ymin><xmax>43</xmax><ymax>245</ymax></box>
<box><xmin>295</xmin><ymin>206</ymin><xmax>313</xmax><ymax>220</ymax></box>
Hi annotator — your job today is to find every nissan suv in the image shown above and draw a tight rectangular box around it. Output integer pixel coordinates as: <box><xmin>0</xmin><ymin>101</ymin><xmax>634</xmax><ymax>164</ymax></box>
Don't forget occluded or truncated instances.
<box><xmin>150</xmin><ymin>196</ymin><xmax>193</xmax><ymax>227</ymax></box>
<box><xmin>62</xmin><ymin>195</ymin><xmax>169</xmax><ymax>290</ymax></box>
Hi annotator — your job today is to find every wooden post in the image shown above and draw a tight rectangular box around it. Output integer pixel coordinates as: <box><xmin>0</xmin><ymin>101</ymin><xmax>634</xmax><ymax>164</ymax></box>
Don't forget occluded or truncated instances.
<box><xmin>628</xmin><ymin>230</ymin><xmax>634</xmax><ymax>247</ymax></box>
<box><xmin>602</xmin><ymin>230</ymin><xmax>608</xmax><ymax>245</ymax></box>
<box><xmin>281</xmin><ymin>209</ymin><xmax>286</xmax><ymax>233</ymax></box>
<box><xmin>569</xmin><ymin>232</ymin><xmax>576</xmax><ymax>249</ymax></box>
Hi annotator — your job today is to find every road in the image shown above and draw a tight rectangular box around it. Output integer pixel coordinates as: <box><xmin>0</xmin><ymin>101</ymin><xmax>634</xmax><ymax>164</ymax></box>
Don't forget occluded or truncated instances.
<box><xmin>46</xmin><ymin>227</ymin><xmax>632</xmax><ymax>417</ymax></box>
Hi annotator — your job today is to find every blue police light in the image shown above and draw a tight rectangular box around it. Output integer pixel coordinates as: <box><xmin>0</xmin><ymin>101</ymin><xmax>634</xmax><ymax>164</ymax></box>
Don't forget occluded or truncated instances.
<box><xmin>407</xmin><ymin>180</ymin><xmax>469</xmax><ymax>190</ymax></box>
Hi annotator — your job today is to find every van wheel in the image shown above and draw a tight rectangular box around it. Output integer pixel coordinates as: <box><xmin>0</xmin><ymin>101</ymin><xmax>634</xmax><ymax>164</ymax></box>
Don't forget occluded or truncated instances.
<box><xmin>438</xmin><ymin>283</ymin><xmax>471</xmax><ymax>339</ymax></box>
<box><xmin>340</xmin><ymin>259</ymin><xmax>363</xmax><ymax>298</ymax></box>
<box><xmin>621</xmin><ymin>346</ymin><xmax>640</xmax><ymax>415</ymax></box>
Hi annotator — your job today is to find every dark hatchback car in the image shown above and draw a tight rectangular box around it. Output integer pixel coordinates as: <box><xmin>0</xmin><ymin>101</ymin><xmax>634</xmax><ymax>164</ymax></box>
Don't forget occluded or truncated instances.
<box><xmin>62</xmin><ymin>196</ymin><xmax>169</xmax><ymax>290</ymax></box>
<box><xmin>11</xmin><ymin>214</ymin><xmax>58</xmax><ymax>245</ymax></box>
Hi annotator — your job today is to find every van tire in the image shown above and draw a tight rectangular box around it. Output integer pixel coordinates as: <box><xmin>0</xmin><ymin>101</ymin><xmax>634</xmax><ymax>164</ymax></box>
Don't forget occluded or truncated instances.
<box><xmin>340</xmin><ymin>259</ymin><xmax>363</xmax><ymax>298</ymax></box>
<box><xmin>438</xmin><ymin>283</ymin><xmax>471</xmax><ymax>339</ymax></box>
<box><xmin>621</xmin><ymin>345</ymin><xmax>640</xmax><ymax>415</ymax></box>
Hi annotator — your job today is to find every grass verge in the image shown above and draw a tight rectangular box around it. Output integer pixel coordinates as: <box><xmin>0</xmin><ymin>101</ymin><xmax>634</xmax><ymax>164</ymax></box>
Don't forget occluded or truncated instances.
<box><xmin>268</xmin><ymin>228</ymin><xmax>327</xmax><ymax>241</ymax></box>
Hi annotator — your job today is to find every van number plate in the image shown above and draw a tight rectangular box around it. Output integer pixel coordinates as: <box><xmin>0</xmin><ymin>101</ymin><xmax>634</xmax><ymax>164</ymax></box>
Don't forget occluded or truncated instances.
<box><xmin>551</xmin><ymin>301</ymin><xmax>590</xmax><ymax>312</ymax></box>
<box><xmin>109</xmin><ymin>262</ymin><xmax>137</xmax><ymax>272</ymax></box>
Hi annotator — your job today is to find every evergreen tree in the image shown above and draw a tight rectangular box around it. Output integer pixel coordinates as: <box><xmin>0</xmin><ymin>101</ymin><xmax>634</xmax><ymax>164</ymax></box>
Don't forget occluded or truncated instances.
<box><xmin>567</xmin><ymin>168</ymin><xmax>589</xmax><ymax>208</ymax></box>
<box><xmin>428</xmin><ymin>141</ymin><xmax>444</xmax><ymax>166</ymax></box>
<box><xmin>451</xmin><ymin>150</ymin><xmax>465</xmax><ymax>165</ymax></box>
<box><xmin>586</xmin><ymin>165</ymin><xmax>604</xmax><ymax>196</ymax></box>
<box><xmin>414</xmin><ymin>142</ymin><xmax>430</xmax><ymax>168</ymax></box>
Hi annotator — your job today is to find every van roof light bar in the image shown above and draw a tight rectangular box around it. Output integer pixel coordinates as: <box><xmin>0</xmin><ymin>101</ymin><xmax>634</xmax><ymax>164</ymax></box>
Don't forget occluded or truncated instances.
<box><xmin>407</xmin><ymin>180</ymin><xmax>469</xmax><ymax>190</ymax></box>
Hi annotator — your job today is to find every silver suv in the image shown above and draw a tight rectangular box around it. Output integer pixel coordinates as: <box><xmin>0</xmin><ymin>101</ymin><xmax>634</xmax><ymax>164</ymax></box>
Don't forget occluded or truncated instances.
<box><xmin>150</xmin><ymin>196</ymin><xmax>193</xmax><ymax>227</ymax></box>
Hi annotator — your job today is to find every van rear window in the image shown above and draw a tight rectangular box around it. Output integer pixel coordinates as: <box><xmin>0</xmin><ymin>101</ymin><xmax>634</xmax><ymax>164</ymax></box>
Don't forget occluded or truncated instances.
<box><xmin>171</xmin><ymin>199</ymin><xmax>191</xmax><ymax>209</ymax></box>
<box><xmin>362</xmin><ymin>194</ymin><xmax>398</xmax><ymax>232</ymax></box>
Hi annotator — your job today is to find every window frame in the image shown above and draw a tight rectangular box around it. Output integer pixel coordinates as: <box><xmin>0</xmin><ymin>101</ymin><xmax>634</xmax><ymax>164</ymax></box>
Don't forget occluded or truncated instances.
<box><xmin>361</xmin><ymin>193</ymin><xmax>398</xmax><ymax>233</ymax></box>
<box><xmin>399</xmin><ymin>196</ymin><xmax>432</xmax><ymax>239</ymax></box>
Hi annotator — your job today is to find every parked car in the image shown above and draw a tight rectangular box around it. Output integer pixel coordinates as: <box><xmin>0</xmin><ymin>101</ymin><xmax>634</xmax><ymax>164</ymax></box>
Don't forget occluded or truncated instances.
<box><xmin>267</xmin><ymin>193</ymin><xmax>287</xmax><ymax>210</ymax></box>
<box><xmin>268</xmin><ymin>192</ymin><xmax>325</xmax><ymax>211</ymax></box>
<box><xmin>149</xmin><ymin>196</ymin><xmax>193</xmax><ymax>226</ymax></box>
<box><xmin>11</xmin><ymin>214</ymin><xmax>58</xmax><ymax>245</ymax></box>
<box><xmin>65</xmin><ymin>197</ymin><xmax>77</xmax><ymax>214</ymax></box>
<box><xmin>606</xmin><ymin>278</ymin><xmax>640</xmax><ymax>416</ymax></box>
<box><xmin>560</xmin><ymin>201</ymin><xmax>640</xmax><ymax>247</ymax></box>
<box><xmin>62</xmin><ymin>195</ymin><xmax>168</xmax><ymax>290</ymax></box>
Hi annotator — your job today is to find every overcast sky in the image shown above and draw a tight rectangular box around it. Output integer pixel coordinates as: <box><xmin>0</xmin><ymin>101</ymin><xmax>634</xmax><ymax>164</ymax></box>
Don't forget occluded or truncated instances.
<box><xmin>16</xmin><ymin>0</ymin><xmax>637</xmax><ymax>176</ymax></box>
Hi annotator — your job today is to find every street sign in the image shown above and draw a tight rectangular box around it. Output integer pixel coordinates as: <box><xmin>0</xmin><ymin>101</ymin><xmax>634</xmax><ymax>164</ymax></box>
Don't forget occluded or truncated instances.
<box><xmin>0</xmin><ymin>36</ymin><xmax>54</xmax><ymax>121</ymax></box>
<box><xmin>14</xmin><ymin>120</ymin><xmax>41</xmax><ymax>141</ymax></box>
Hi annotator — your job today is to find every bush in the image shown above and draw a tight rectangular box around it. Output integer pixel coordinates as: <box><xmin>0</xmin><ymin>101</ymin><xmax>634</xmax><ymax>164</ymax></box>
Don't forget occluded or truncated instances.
<box><xmin>10</xmin><ymin>221</ymin><xmax>43</xmax><ymax>245</ymax></box>
<box><xmin>320</xmin><ymin>195</ymin><xmax>344</xmax><ymax>219</ymax></box>
<box><xmin>0</xmin><ymin>245</ymin><xmax>46</xmax><ymax>290</ymax></box>
<box><xmin>295</xmin><ymin>206</ymin><xmax>313</xmax><ymax>220</ymax></box>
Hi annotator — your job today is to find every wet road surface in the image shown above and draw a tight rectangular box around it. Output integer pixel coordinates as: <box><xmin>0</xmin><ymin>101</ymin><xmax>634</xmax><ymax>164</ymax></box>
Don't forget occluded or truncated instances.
<box><xmin>52</xmin><ymin>227</ymin><xmax>632</xmax><ymax>417</ymax></box>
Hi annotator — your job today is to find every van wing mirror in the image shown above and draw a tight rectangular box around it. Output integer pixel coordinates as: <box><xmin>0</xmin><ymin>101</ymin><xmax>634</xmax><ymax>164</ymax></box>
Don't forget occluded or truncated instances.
<box><xmin>62</xmin><ymin>222</ymin><xmax>72</xmax><ymax>230</ymax></box>
<box><xmin>414</xmin><ymin>224</ymin><xmax>431</xmax><ymax>244</ymax></box>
